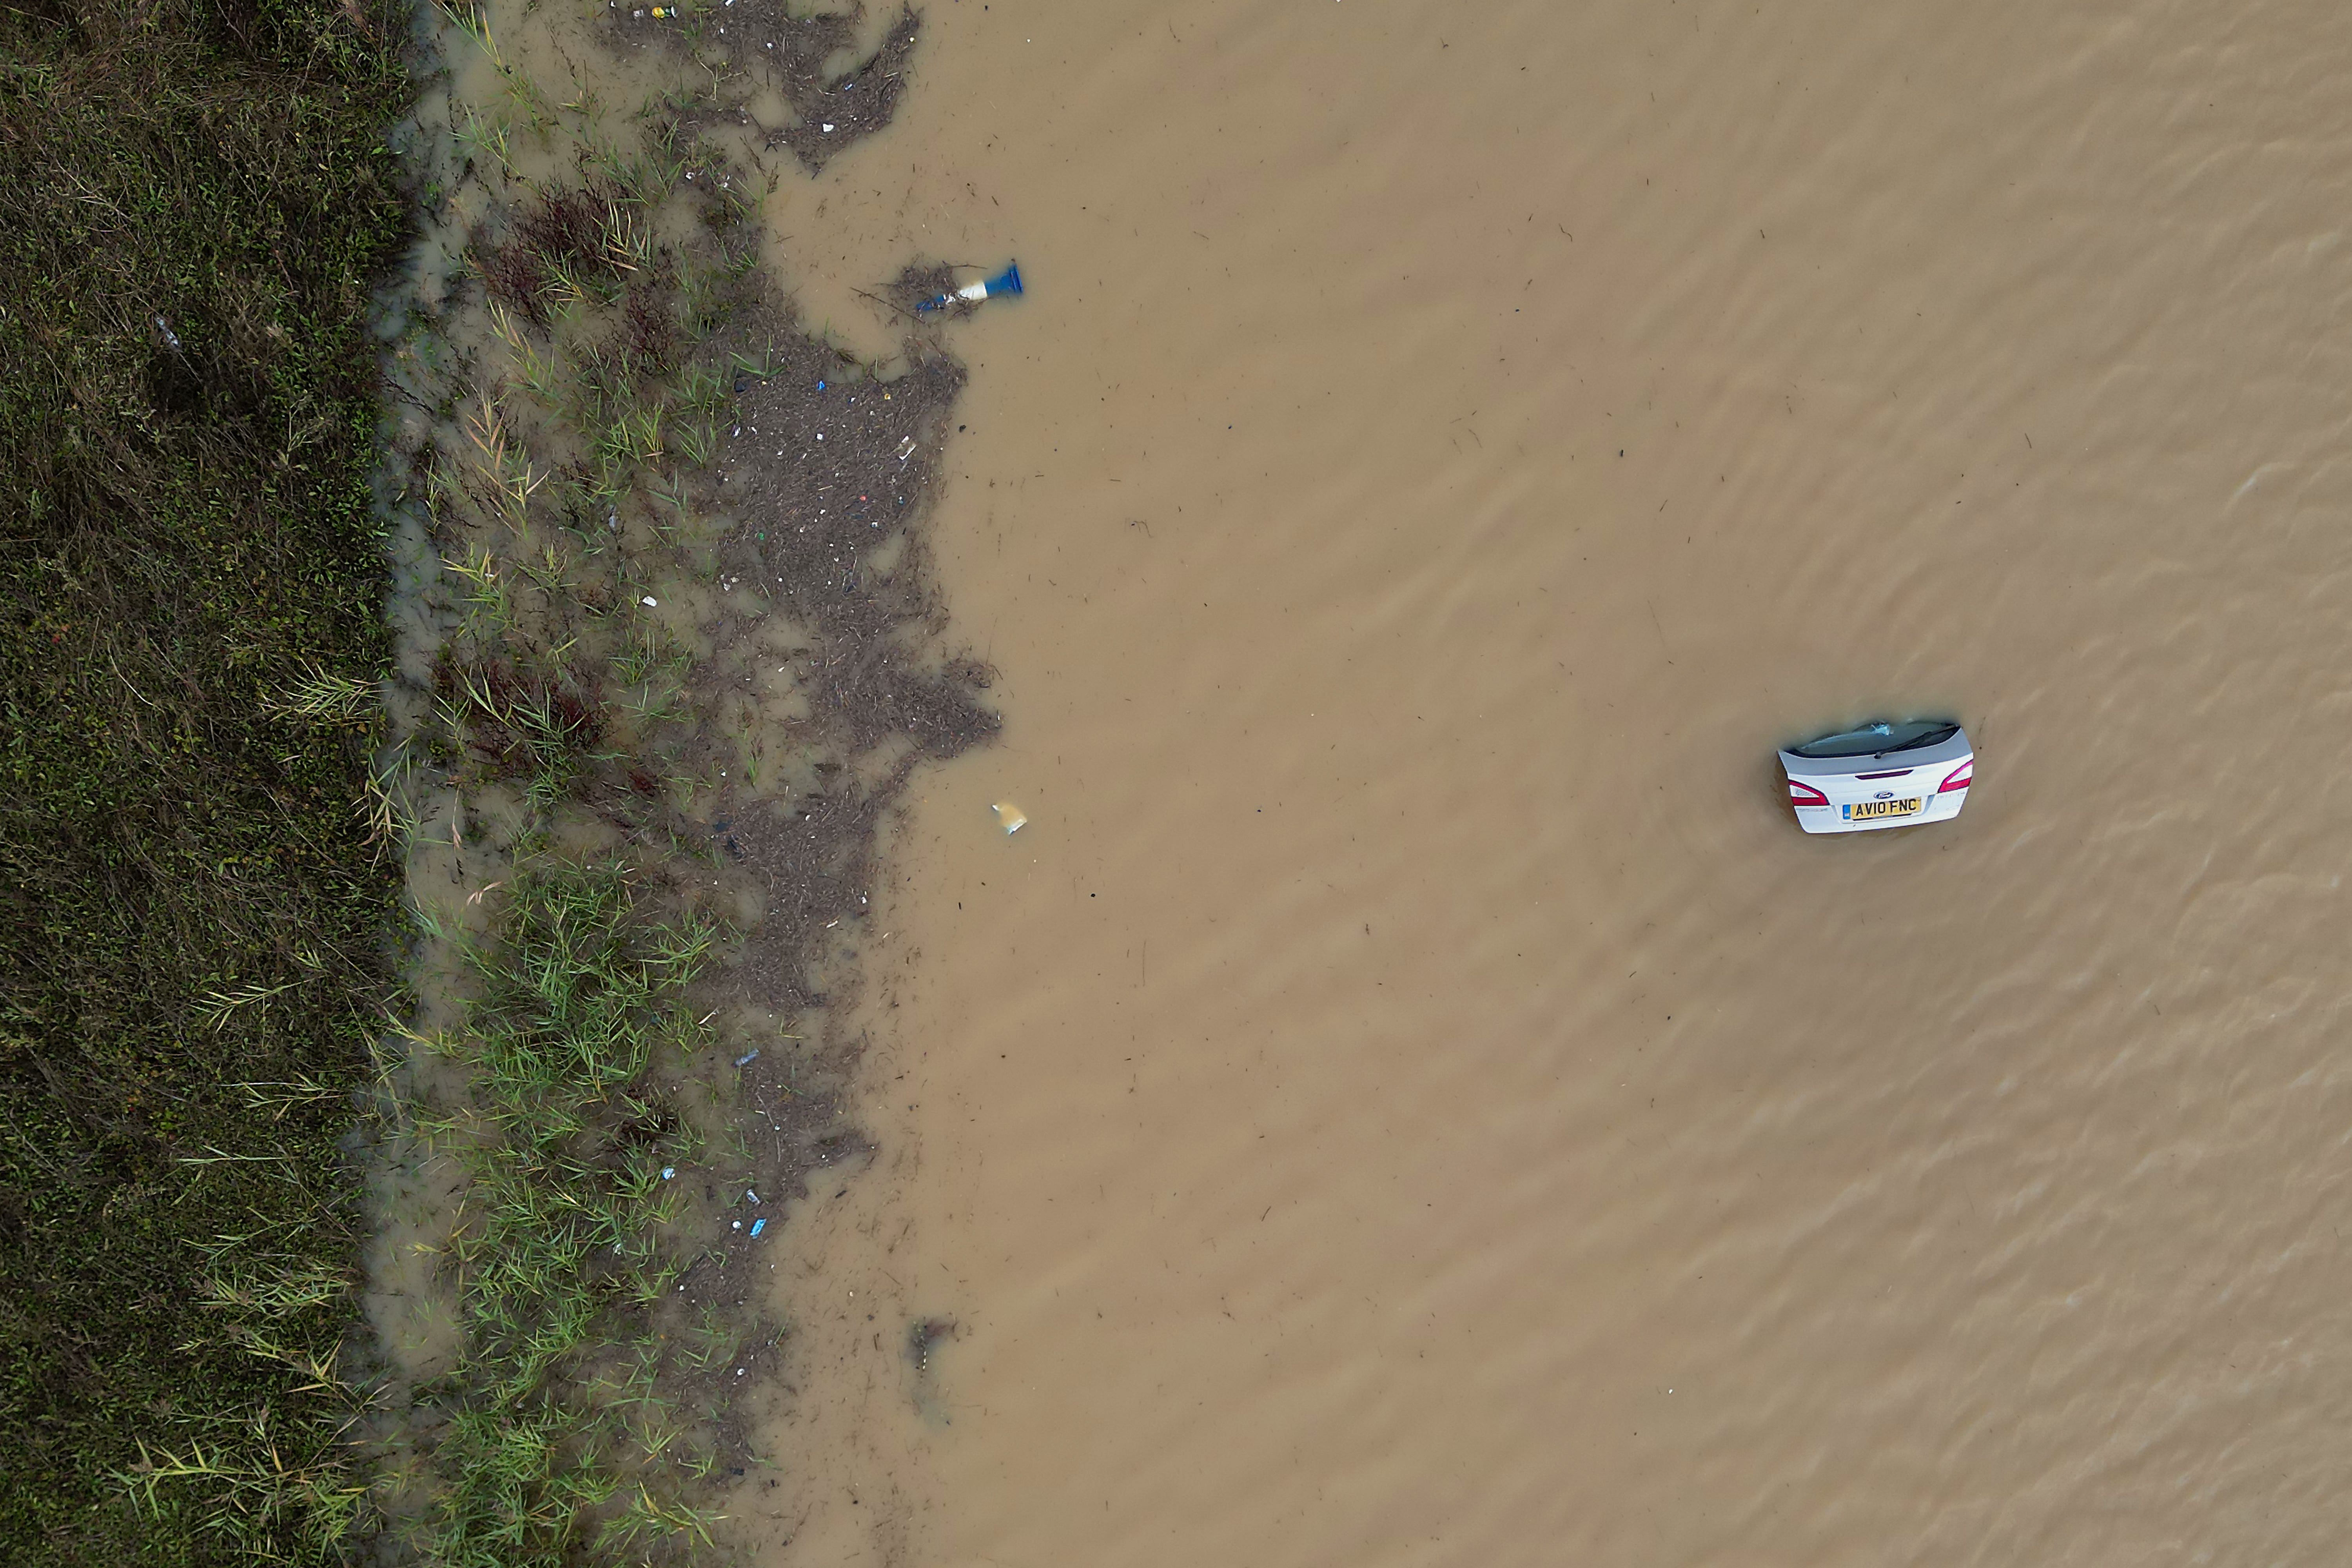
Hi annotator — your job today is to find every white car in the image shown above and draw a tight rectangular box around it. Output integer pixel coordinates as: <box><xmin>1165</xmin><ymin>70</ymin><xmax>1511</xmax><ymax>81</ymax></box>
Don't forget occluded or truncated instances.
<box><xmin>1780</xmin><ymin>720</ymin><xmax>1972</xmax><ymax>834</ymax></box>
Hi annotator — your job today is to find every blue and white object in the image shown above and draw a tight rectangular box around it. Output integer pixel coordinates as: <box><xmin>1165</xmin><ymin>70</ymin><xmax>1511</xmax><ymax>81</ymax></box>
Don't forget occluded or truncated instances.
<box><xmin>1779</xmin><ymin>720</ymin><xmax>1972</xmax><ymax>834</ymax></box>
<box><xmin>918</xmin><ymin>262</ymin><xmax>1023</xmax><ymax>314</ymax></box>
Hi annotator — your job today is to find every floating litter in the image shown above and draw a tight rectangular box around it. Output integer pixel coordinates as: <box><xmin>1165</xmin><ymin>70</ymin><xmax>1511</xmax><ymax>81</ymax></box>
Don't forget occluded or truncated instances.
<box><xmin>918</xmin><ymin>261</ymin><xmax>1024</xmax><ymax>315</ymax></box>
<box><xmin>750</xmin><ymin>1218</ymin><xmax>767</xmax><ymax>1237</ymax></box>
<box><xmin>991</xmin><ymin>801</ymin><xmax>1027</xmax><ymax>835</ymax></box>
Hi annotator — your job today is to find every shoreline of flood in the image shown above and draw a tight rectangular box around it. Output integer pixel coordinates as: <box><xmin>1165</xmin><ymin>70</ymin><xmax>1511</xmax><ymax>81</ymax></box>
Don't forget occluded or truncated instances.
<box><xmin>359</xmin><ymin>1</ymin><xmax>993</xmax><ymax>1556</ymax></box>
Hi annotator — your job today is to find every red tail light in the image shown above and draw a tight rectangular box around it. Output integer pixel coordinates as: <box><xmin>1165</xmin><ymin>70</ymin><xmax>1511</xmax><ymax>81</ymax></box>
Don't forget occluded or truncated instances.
<box><xmin>1937</xmin><ymin>760</ymin><xmax>1973</xmax><ymax>793</ymax></box>
<box><xmin>1788</xmin><ymin>779</ymin><xmax>1829</xmax><ymax>808</ymax></box>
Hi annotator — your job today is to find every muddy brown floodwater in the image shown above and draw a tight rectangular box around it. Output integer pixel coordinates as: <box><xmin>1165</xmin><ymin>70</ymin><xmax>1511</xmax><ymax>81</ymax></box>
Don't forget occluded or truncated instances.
<box><xmin>720</xmin><ymin>1</ymin><xmax>2352</xmax><ymax>1564</ymax></box>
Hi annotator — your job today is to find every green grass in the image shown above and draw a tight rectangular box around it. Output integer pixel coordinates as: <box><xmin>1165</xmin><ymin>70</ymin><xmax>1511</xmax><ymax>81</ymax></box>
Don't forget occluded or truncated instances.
<box><xmin>388</xmin><ymin>864</ymin><xmax>724</xmax><ymax>1565</ymax></box>
<box><xmin>0</xmin><ymin>0</ymin><xmax>410</xmax><ymax>1561</ymax></box>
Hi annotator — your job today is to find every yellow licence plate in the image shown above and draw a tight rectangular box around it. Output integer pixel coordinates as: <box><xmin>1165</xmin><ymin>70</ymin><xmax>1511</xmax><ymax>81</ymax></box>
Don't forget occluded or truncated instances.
<box><xmin>1844</xmin><ymin>797</ymin><xmax>1923</xmax><ymax>821</ymax></box>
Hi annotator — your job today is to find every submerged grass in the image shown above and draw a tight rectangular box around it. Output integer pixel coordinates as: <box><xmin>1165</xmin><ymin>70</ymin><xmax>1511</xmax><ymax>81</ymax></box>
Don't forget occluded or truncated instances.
<box><xmin>0</xmin><ymin>0</ymin><xmax>410</xmax><ymax>1561</ymax></box>
<box><xmin>359</xmin><ymin>13</ymin><xmax>816</xmax><ymax>1561</ymax></box>
<box><xmin>388</xmin><ymin>864</ymin><xmax>724</xmax><ymax>1563</ymax></box>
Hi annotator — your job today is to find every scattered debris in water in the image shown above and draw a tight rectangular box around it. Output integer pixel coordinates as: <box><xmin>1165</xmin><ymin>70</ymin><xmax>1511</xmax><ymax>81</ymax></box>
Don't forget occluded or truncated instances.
<box><xmin>906</xmin><ymin>1316</ymin><xmax>958</xmax><ymax>1369</ymax></box>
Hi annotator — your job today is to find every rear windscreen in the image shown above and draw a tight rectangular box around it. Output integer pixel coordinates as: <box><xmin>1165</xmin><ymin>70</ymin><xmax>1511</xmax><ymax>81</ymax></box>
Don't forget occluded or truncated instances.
<box><xmin>1790</xmin><ymin>720</ymin><xmax>1959</xmax><ymax>759</ymax></box>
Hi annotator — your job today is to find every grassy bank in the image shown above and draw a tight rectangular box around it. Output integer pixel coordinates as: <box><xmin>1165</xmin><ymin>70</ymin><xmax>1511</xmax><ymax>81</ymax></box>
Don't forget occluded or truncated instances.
<box><xmin>0</xmin><ymin>1</ymin><xmax>409</xmax><ymax>1561</ymax></box>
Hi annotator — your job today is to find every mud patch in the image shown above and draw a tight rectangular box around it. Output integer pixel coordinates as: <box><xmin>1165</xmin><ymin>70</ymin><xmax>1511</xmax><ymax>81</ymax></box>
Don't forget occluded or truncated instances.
<box><xmin>610</xmin><ymin>2</ymin><xmax>921</xmax><ymax>173</ymax></box>
<box><xmin>708</xmin><ymin>343</ymin><xmax>993</xmax><ymax>745</ymax></box>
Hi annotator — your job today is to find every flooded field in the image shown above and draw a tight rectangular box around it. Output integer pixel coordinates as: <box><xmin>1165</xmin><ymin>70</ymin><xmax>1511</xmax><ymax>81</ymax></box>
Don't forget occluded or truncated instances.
<box><xmin>724</xmin><ymin>1</ymin><xmax>2352</xmax><ymax>1564</ymax></box>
